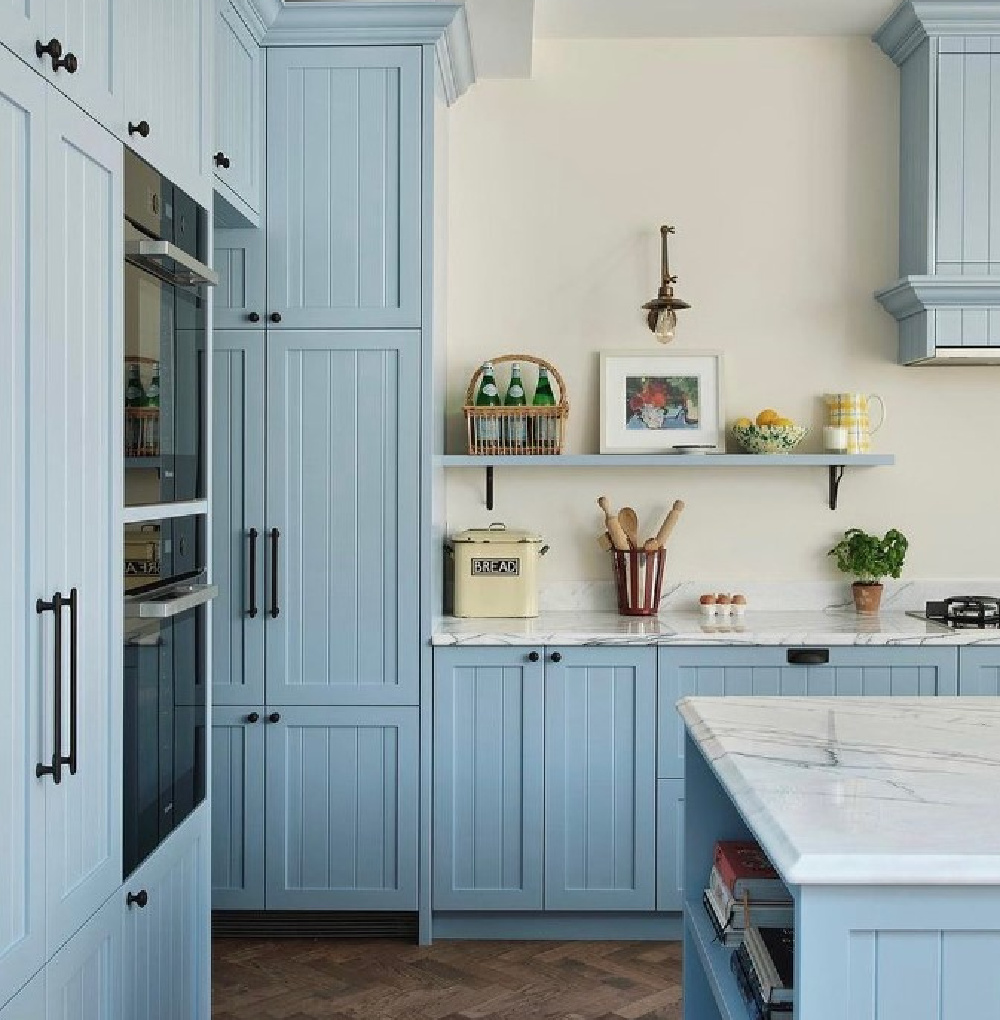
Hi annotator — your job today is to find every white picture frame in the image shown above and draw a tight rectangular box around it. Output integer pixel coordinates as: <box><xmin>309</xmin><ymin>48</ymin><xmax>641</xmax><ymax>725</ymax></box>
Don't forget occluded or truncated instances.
<box><xmin>599</xmin><ymin>350</ymin><xmax>725</xmax><ymax>453</ymax></box>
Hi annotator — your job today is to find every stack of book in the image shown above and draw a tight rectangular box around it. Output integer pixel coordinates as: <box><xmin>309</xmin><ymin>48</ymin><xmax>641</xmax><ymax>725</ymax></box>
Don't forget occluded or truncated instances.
<box><xmin>702</xmin><ymin>839</ymin><xmax>793</xmax><ymax>946</ymax></box>
<box><xmin>731</xmin><ymin>925</ymin><xmax>794</xmax><ymax>1019</ymax></box>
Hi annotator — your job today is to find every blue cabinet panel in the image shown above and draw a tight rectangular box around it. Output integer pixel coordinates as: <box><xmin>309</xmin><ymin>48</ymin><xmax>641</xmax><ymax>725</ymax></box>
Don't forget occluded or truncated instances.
<box><xmin>432</xmin><ymin>648</ymin><xmax>544</xmax><ymax>910</ymax></box>
<box><xmin>658</xmin><ymin>647</ymin><xmax>957</xmax><ymax>779</ymax></box>
<box><xmin>210</xmin><ymin>707</ymin><xmax>265</xmax><ymax>910</ymax></box>
<box><xmin>213</xmin><ymin>228</ymin><xmax>265</xmax><ymax>330</ymax></box>
<box><xmin>544</xmin><ymin>647</ymin><xmax>657</xmax><ymax>911</ymax></box>
<box><xmin>958</xmin><ymin>647</ymin><xmax>1000</xmax><ymax>694</ymax></box>
<box><xmin>266</xmin><ymin>47</ymin><xmax>421</xmax><ymax>329</ymax></box>
<box><xmin>265</xmin><ymin>331</ymin><xmax>419</xmax><ymax>706</ymax></box>
<box><xmin>656</xmin><ymin>779</ymin><xmax>684</xmax><ymax>913</ymax></box>
<box><xmin>265</xmin><ymin>706</ymin><xmax>418</xmax><ymax>910</ymax></box>
<box><xmin>211</xmin><ymin>332</ymin><xmax>265</xmax><ymax>706</ymax></box>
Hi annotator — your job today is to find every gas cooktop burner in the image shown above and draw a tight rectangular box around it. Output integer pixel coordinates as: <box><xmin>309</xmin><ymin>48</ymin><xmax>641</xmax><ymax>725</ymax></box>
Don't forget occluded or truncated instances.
<box><xmin>909</xmin><ymin>596</ymin><xmax>1000</xmax><ymax>628</ymax></box>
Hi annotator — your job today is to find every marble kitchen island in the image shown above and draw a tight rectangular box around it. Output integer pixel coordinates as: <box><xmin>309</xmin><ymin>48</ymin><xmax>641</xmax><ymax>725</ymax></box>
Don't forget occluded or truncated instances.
<box><xmin>680</xmin><ymin>697</ymin><xmax>1000</xmax><ymax>1020</ymax></box>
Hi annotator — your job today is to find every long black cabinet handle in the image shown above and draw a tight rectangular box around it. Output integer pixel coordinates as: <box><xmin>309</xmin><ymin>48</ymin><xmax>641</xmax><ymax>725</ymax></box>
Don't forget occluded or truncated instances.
<box><xmin>66</xmin><ymin>588</ymin><xmax>78</xmax><ymax>775</ymax></box>
<box><xmin>786</xmin><ymin>648</ymin><xmax>830</xmax><ymax>666</ymax></box>
<box><xmin>269</xmin><ymin>528</ymin><xmax>280</xmax><ymax>618</ymax></box>
<box><xmin>246</xmin><ymin>528</ymin><xmax>259</xmax><ymax>618</ymax></box>
<box><xmin>35</xmin><ymin>592</ymin><xmax>65</xmax><ymax>784</ymax></box>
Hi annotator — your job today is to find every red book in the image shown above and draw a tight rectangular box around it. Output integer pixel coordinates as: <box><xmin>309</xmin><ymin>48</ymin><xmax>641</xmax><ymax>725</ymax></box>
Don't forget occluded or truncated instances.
<box><xmin>713</xmin><ymin>840</ymin><xmax>790</xmax><ymax>901</ymax></box>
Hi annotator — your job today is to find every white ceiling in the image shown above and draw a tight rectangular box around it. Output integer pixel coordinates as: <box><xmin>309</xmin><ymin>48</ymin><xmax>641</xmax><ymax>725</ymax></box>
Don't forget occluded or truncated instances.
<box><xmin>532</xmin><ymin>0</ymin><xmax>902</xmax><ymax>38</ymax></box>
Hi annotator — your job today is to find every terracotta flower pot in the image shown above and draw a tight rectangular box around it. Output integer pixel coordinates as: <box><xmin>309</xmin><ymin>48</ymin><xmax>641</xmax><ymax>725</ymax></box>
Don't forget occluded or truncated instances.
<box><xmin>852</xmin><ymin>581</ymin><xmax>883</xmax><ymax>615</ymax></box>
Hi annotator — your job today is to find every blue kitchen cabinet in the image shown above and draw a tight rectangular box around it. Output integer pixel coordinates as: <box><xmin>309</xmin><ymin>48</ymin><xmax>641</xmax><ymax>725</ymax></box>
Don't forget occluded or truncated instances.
<box><xmin>657</xmin><ymin>646</ymin><xmax>958</xmax><ymax>779</ymax></box>
<box><xmin>210</xmin><ymin>707</ymin><xmax>265</xmax><ymax>910</ymax></box>
<box><xmin>958</xmin><ymin>648</ymin><xmax>1000</xmax><ymax>694</ymax></box>
<box><xmin>213</xmin><ymin>227</ymin><xmax>266</xmax><ymax>330</ymax></box>
<box><xmin>656</xmin><ymin>779</ymin><xmax>684</xmax><ymax>913</ymax></box>
<box><xmin>265</xmin><ymin>46</ymin><xmax>422</xmax><ymax>329</ymax></box>
<box><xmin>265</xmin><ymin>707</ymin><xmax>418</xmax><ymax>910</ymax></box>
<box><xmin>432</xmin><ymin>648</ymin><xmax>545</xmax><ymax>910</ymax></box>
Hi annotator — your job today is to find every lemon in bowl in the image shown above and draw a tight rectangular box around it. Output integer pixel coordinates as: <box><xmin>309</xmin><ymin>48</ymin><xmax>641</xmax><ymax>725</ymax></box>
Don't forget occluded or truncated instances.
<box><xmin>732</xmin><ymin>419</ymin><xmax>808</xmax><ymax>454</ymax></box>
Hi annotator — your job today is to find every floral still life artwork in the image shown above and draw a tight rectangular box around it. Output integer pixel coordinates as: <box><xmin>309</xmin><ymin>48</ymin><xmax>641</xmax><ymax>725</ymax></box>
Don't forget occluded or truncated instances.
<box><xmin>625</xmin><ymin>375</ymin><xmax>700</xmax><ymax>430</ymax></box>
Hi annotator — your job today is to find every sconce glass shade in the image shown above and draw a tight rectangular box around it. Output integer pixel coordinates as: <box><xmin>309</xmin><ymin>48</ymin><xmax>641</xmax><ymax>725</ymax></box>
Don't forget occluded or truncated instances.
<box><xmin>653</xmin><ymin>307</ymin><xmax>678</xmax><ymax>342</ymax></box>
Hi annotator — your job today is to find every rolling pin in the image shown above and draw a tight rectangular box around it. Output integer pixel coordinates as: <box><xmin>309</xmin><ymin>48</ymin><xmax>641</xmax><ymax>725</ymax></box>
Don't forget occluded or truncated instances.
<box><xmin>643</xmin><ymin>499</ymin><xmax>685</xmax><ymax>551</ymax></box>
<box><xmin>597</xmin><ymin>496</ymin><xmax>630</xmax><ymax>551</ymax></box>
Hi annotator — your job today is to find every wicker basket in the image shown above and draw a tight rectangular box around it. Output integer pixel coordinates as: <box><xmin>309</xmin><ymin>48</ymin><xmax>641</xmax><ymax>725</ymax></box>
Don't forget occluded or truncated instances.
<box><xmin>463</xmin><ymin>354</ymin><xmax>569</xmax><ymax>456</ymax></box>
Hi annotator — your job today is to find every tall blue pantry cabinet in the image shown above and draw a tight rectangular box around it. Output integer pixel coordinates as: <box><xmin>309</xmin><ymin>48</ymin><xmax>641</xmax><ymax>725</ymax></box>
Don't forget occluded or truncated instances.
<box><xmin>210</xmin><ymin>3</ymin><xmax>473</xmax><ymax>930</ymax></box>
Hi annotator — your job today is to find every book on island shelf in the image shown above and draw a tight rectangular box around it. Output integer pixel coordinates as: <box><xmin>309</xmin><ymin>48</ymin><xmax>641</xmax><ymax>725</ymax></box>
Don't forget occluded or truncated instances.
<box><xmin>744</xmin><ymin>925</ymin><xmax>794</xmax><ymax>1007</ymax></box>
<box><xmin>732</xmin><ymin>943</ymin><xmax>794</xmax><ymax>1019</ymax></box>
<box><xmin>709</xmin><ymin>865</ymin><xmax>794</xmax><ymax>930</ymax></box>
<box><xmin>714</xmin><ymin>839</ymin><xmax>791</xmax><ymax>901</ymax></box>
<box><xmin>702</xmin><ymin>887</ymin><xmax>743</xmax><ymax>946</ymax></box>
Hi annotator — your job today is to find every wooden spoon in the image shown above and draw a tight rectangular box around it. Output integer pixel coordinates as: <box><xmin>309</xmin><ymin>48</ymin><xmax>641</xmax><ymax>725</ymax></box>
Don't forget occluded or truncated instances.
<box><xmin>597</xmin><ymin>496</ymin><xmax>630</xmax><ymax>551</ymax></box>
<box><xmin>618</xmin><ymin>507</ymin><xmax>639</xmax><ymax>550</ymax></box>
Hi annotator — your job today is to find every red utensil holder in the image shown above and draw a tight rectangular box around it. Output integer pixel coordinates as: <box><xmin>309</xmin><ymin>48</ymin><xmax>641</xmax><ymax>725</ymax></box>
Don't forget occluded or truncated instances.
<box><xmin>611</xmin><ymin>548</ymin><xmax>666</xmax><ymax>616</ymax></box>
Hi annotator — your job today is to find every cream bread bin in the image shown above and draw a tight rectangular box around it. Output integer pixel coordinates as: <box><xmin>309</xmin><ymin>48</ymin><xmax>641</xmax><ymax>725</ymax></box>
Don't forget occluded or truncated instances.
<box><xmin>449</xmin><ymin>523</ymin><xmax>548</xmax><ymax>618</ymax></box>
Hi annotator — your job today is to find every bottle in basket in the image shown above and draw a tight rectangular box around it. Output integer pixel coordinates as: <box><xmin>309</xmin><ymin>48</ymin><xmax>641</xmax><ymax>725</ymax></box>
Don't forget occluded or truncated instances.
<box><xmin>503</xmin><ymin>362</ymin><xmax>528</xmax><ymax>449</ymax></box>
<box><xmin>531</xmin><ymin>365</ymin><xmax>556</xmax><ymax>449</ymax></box>
<box><xmin>474</xmin><ymin>361</ymin><xmax>501</xmax><ymax>450</ymax></box>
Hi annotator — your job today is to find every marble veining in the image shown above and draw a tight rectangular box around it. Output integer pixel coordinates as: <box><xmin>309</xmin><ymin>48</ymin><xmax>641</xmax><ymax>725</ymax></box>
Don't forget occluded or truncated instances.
<box><xmin>431</xmin><ymin>609</ymin><xmax>1000</xmax><ymax>646</ymax></box>
<box><xmin>679</xmin><ymin>696</ymin><xmax>1000</xmax><ymax>884</ymax></box>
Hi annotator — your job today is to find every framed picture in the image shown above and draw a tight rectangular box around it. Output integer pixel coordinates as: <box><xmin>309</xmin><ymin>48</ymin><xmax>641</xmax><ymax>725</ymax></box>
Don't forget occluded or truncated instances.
<box><xmin>599</xmin><ymin>350</ymin><xmax>725</xmax><ymax>453</ymax></box>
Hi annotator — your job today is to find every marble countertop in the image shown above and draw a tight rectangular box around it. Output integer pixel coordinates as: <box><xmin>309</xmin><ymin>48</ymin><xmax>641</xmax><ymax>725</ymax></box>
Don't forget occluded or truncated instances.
<box><xmin>679</xmin><ymin>696</ymin><xmax>1000</xmax><ymax>885</ymax></box>
<box><xmin>431</xmin><ymin>610</ymin><xmax>1000</xmax><ymax>646</ymax></box>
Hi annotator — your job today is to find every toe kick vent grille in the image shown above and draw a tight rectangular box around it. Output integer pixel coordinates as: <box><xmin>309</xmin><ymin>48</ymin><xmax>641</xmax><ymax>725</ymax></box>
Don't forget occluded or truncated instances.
<box><xmin>212</xmin><ymin>910</ymin><xmax>418</xmax><ymax>940</ymax></box>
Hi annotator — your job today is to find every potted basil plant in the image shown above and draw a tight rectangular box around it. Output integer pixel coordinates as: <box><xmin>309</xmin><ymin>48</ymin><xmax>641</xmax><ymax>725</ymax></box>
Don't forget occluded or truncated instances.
<box><xmin>827</xmin><ymin>527</ymin><xmax>908</xmax><ymax>615</ymax></box>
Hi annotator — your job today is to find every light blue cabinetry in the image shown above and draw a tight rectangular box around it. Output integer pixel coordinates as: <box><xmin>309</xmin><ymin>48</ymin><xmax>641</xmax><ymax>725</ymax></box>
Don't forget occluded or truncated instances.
<box><xmin>214</xmin><ymin>227</ymin><xmax>266</xmax><ymax>329</ymax></box>
<box><xmin>45</xmin><ymin>894</ymin><xmax>121</xmax><ymax>1020</ymax></box>
<box><xmin>657</xmin><ymin>646</ymin><xmax>957</xmax><ymax>779</ymax></box>
<box><xmin>958</xmin><ymin>647</ymin><xmax>1000</xmax><ymax>694</ymax></box>
<box><xmin>0</xmin><ymin>973</ymin><xmax>43</xmax><ymax>1020</ymax></box>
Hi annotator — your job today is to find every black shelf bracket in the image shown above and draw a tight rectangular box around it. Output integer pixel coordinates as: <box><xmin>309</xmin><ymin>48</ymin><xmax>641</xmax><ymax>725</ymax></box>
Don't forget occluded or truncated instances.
<box><xmin>828</xmin><ymin>464</ymin><xmax>846</xmax><ymax>510</ymax></box>
<box><xmin>485</xmin><ymin>466</ymin><xmax>494</xmax><ymax>511</ymax></box>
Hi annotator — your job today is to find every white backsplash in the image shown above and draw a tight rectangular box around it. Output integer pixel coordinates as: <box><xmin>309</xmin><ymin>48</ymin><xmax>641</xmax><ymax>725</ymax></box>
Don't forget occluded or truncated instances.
<box><xmin>538</xmin><ymin>579</ymin><xmax>1000</xmax><ymax>613</ymax></box>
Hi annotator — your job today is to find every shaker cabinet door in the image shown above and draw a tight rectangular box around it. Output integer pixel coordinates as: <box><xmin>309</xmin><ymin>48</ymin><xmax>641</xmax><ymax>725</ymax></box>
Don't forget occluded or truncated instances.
<box><xmin>264</xmin><ymin>331</ymin><xmax>419</xmax><ymax>706</ymax></box>
<box><xmin>266</xmin><ymin>46</ymin><xmax>422</xmax><ymax>329</ymax></box>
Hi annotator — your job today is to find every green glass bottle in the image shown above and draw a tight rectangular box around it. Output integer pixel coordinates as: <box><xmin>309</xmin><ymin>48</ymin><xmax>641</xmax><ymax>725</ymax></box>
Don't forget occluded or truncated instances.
<box><xmin>503</xmin><ymin>362</ymin><xmax>527</xmax><ymax>449</ymax></box>
<box><xmin>473</xmin><ymin>361</ymin><xmax>501</xmax><ymax>450</ymax></box>
<box><xmin>146</xmin><ymin>362</ymin><xmax>161</xmax><ymax>407</ymax></box>
<box><xmin>531</xmin><ymin>365</ymin><xmax>556</xmax><ymax>449</ymax></box>
<box><xmin>125</xmin><ymin>363</ymin><xmax>146</xmax><ymax>408</ymax></box>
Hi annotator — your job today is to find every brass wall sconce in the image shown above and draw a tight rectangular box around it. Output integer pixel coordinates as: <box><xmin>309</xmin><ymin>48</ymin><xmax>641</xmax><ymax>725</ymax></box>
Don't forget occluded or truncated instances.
<box><xmin>642</xmin><ymin>225</ymin><xmax>690</xmax><ymax>343</ymax></box>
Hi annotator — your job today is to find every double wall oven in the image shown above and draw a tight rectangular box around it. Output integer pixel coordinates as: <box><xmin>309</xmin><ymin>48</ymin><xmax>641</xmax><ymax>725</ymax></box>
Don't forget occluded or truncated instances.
<box><xmin>122</xmin><ymin>151</ymin><xmax>217</xmax><ymax>878</ymax></box>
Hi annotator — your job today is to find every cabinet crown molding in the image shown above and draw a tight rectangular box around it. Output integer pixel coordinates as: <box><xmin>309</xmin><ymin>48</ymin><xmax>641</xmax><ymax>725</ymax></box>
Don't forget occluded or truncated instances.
<box><xmin>875</xmin><ymin>1</ymin><xmax>1000</xmax><ymax>64</ymax></box>
<box><xmin>875</xmin><ymin>275</ymin><xmax>1000</xmax><ymax>318</ymax></box>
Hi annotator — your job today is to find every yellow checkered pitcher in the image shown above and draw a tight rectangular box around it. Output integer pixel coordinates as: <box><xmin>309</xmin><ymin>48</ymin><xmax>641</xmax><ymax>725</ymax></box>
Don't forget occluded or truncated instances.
<box><xmin>824</xmin><ymin>393</ymin><xmax>886</xmax><ymax>453</ymax></box>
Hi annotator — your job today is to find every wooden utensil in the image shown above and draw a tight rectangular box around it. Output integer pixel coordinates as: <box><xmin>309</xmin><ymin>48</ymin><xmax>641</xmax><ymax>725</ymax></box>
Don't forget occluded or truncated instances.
<box><xmin>618</xmin><ymin>507</ymin><xmax>639</xmax><ymax>550</ymax></box>
<box><xmin>597</xmin><ymin>496</ymin><xmax>630</xmax><ymax>551</ymax></box>
<box><xmin>596</xmin><ymin>532</ymin><xmax>613</xmax><ymax>552</ymax></box>
<box><xmin>643</xmin><ymin>499</ymin><xmax>685</xmax><ymax>551</ymax></box>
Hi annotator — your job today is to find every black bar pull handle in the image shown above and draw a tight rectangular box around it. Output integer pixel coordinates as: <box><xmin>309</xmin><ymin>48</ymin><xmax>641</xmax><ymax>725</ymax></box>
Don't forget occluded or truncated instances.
<box><xmin>786</xmin><ymin>648</ymin><xmax>830</xmax><ymax>666</ymax></box>
<box><xmin>35</xmin><ymin>592</ymin><xmax>64</xmax><ymax>784</ymax></box>
<box><xmin>247</xmin><ymin>528</ymin><xmax>259</xmax><ymax>618</ymax></box>
<box><xmin>269</xmin><ymin>528</ymin><xmax>280</xmax><ymax>618</ymax></box>
<box><xmin>65</xmin><ymin>588</ymin><xmax>78</xmax><ymax>775</ymax></box>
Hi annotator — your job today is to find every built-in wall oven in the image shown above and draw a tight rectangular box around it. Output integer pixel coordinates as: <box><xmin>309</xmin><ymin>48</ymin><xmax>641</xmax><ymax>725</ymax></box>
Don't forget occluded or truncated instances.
<box><xmin>124</xmin><ymin>149</ymin><xmax>217</xmax><ymax>507</ymax></box>
<box><xmin>123</xmin><ymin>516</ymin><xmax>216</xmax><ymax>877</ymax></box>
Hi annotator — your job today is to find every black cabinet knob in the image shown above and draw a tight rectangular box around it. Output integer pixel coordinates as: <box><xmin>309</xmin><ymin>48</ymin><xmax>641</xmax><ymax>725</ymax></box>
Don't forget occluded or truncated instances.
<box><xmin>128</xmin><ymin>120</ymin><xmax>150</xmax><ymax>139</ymax></box>
<box><xmin>214</xmin><ymin>151</ymin><xmax>231</xmax><ymax>169</ymax></box>
<box><xmin>247</xmin><ymin>312</ymin><xmax>260</xmax><ymax>323</ymax></box>
<box><xmin>268</xmin><ymin>712</ymin><xmax>281</xmax><ymax>723</ymax></box>
<box><xmin>35</xmin><ymin>38</ymin><xmax>63</xmax><ymax>61</ymax></box>
<box><xmin>246</xmin><ymin>712</ymin><xmax>260</xmax><ymax>724</ymax></box>
<box><xmin>55</xmin><ymin>52</ymin><xmax>77</xmax><ymax>73</ymax></box>
<box><xmin>269</xmin><ymin>312</ymin><xmax>282</xmax><ymax>323</ymax></box>
<box><xmin>550</xmin><ymin>651</ymin><xmax>562</xmax><ymax>663</ymax></box>
<box><xmin>527</xmin><ymin>651</ymin><xmax>540</xmax><ymax>662</ymax></box>
<box><xmin>126</xmin><ymin>889</ymin><xmax>148</xmax><ymax>909</ymax></box>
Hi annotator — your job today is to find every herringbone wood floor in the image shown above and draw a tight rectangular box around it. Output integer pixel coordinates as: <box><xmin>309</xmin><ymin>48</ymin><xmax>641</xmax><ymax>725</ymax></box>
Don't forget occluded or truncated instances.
<box><xmin>212</xmin><ymin>938</ymin><xmax>683</xmax><ymax>1020</ymax></box>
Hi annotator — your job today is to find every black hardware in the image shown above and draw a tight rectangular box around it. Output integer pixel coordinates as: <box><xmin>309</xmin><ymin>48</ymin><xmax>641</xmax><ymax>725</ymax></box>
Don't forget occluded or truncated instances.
<box><xmin>786</xmin><ymin>648</ymin><xmax>830</xmax><ymax>666</ymax></box>
<box><xmin>828</xmin><ymin>465</ymin><xmax>845</xmax><ymax>510</ymax></box>
<box><xmin>247</xmin><ymin>312</ymin><xmax>260</xmax><ymax>323</ymax></box>
<box><xmin>485</xmin><ymin>465</ymin><xmax>494</xmax><ymax>511</ymax></box>
<box><xmin>35</xmin><ymin>592</ymin><xmax>65</xmax><ymax>783</ymax></box>
<box><xmin>54</xmin><ymin>51</ymin><xmax>77</xmax><ymax>73</ymax></box>
<box><xmin>246</xmin><ymin>712</ymin><xmax>260</xmax><ymax>724</ymax></box>
<box><xmin>269</xmin><ymin>528</ymin><xmax>280</xmax><ymax>618</ymax></box>
<box><xmin>66</xmin><ymin>588</ymin><xmax>78</xmax><ymax>776</ymax></box>
<box><xmin>268</xmin><ymin>712</ymin><xmax>281</xmax><ymax>724</ymax></box>
<box><xmin>35</xmin><ymin>38</ymin><xmax>63</xmax><ymax>62</ymax></box>
<box><xmin>550</xmin><ymin>651</ymin><xmax>562</xmax><ymax>663</ymax></box>
<box><xmin>126</xmin><ymin>889</ymin><xmax>148</xmax><ymax>909</ymax></box>
<box><xmin>214</xmin><ymin>151</ymin><xmax>231</xmax><ymax>169</ymax></box>
<box><xmin>247</xmin><ymin>528</ymin><xmax>259</xmax><ymax>618</ymax></box>
<box><xmin>527</xmin><ymin>651</ymin><xmax>540</xmax><ymax>662</ymax></box>
<box><xmin>269</xmin><ymin>312</ymin><xmax>282</xmax><ymax>323</ymax></box>
<box><xmin>128</xmin><ymin>120</ymin><xmax>150</xmax><ymax>138</ymax></box>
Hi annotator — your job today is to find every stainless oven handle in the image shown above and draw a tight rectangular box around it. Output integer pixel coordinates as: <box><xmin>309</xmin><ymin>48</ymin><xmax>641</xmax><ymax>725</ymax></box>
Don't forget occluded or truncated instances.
<box><xmin>126</xmin><ymin>238</ymin><xmax>220</xmax><ymax>287</ymax></box>
<box><xmin>126</xmin><ymin>584</ymin><xmax>218</xmax><ymax>619</ymax></box>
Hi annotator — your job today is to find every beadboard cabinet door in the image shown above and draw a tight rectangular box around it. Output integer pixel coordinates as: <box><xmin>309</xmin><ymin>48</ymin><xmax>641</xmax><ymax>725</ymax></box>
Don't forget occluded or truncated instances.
<box><xmin>657</xmin><ymin>646</ymin><xmax>958</xmax><ymax>779</ymax></box>
<box><xmin>544</xmin><ymin>648</ymin><xmax>657</xmax><ymax>911</ymax></box>
<box><xmin>0</xmin><ymin>0</ymin><xmax>44</xmax><ymax>74</ymax></box>
<box><xmin>958</xmin><ymin>648</ymin><xmax>1000</xmax><ymax>694</ymax></box>
<box><xmin>0</xmin><ymin>47</ymin><xmax>47</xmax><ymax>1010</ymax></box>
<box><xmin>432</xmin><ymin>648</ymin><xmax>545</xmax><ymax>910</ymax></box>
<box><xmin>264</xmin><ymin>707</ymin><xmax>418</xmax><ymax>910</ymax></box>
<box><xmin>211</xmin><ymin>331</ymin><xmax>265</xmax><ymax>706</ymax></box>
<box><xmin>210</xmin><ymin>707</ymin><xmax>265</xmax><ymax>910</ymax></box>
<box><xmin>264</xmin><ymin>331</ymin><xmax>419</xmax><ymax>706</ymax></box>
<box><xmin>213</xmin><ymin>228</ymin><xmax>266</xmax><ymax>330</ymax></box>
<box><xmin>45</xmin><ymin>894</ymin><xmax>121</xmax><ymax>1020</ymax></box>
<box><xmin>0</xmin><ymin>972</ymin><xmax>43</xmax><ymax>1020</ymax></box>
<box><xmin>266</xmin><ymin>47</ymin><xmax>422</xmax><ymax>329</ymax></box>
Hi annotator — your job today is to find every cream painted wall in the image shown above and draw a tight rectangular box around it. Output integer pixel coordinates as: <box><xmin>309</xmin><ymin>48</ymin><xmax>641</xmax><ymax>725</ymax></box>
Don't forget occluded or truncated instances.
<box><xmin>444</xmin><ymin>37</ymin><xmax>1000</xmax><ymax>590</ymax></box>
